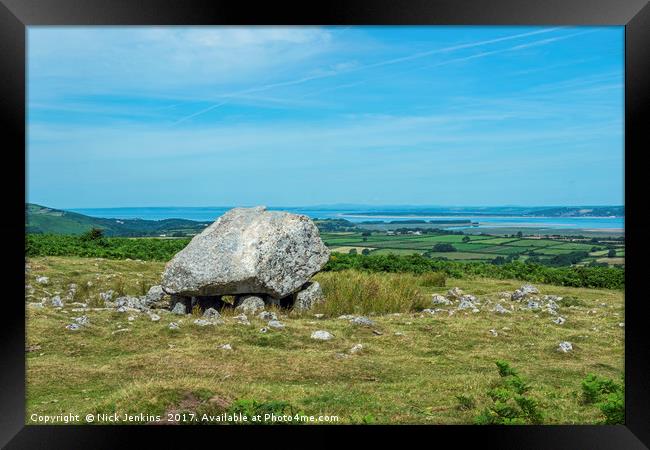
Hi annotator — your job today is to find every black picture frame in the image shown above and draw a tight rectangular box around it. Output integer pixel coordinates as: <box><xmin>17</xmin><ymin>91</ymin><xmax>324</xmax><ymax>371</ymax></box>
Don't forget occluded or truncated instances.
<box><xmin>1</xmin><ymin>0</ymin><xmax>647</xmax><ymax>447</ymax></box>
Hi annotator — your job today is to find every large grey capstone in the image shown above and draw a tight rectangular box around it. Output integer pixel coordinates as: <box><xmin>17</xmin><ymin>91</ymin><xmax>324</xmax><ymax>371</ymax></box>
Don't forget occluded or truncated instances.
<box><xmin>161</xmin><ymin>206</ymin><xmax>330</xmax><ymax>299</ymax></box>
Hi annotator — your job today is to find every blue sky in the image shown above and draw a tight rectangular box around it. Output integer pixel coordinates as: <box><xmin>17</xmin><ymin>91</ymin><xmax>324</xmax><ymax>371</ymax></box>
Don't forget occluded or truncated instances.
<box><xmin>27</xmin><ymin>26</ymin><xmax>624</xmax><ymax>208</ymax></box>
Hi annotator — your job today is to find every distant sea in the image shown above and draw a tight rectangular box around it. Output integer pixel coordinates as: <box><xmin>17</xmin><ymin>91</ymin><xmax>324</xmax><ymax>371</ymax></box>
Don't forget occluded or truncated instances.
<box><xmin>71</xmin><ymin>206</ymin><xmax>624</xmax><ymax>231</ymax></box>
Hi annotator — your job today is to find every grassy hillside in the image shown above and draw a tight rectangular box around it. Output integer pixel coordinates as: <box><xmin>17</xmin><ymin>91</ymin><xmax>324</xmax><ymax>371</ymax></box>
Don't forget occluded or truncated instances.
<box><xmin>26</xmin><ymin>203</ymin><xmax>210</xmax><ymax>237</ymax></box>
<box><xmin>25</xmin><ymin>256</ymin><xmax>624</xmax><ymax>425</ymax></box>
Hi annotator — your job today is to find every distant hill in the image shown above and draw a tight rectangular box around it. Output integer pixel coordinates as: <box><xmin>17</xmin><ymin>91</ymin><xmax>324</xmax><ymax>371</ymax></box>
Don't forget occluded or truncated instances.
<box><xmin>26</xmin><ymin>204</ymin><xmax>359</xmax><ymax>237</ymax></box>
<box><xmin>26</xmin><ymin>203</ymin><xmax>211</xmax><ymax>237</ymax></box>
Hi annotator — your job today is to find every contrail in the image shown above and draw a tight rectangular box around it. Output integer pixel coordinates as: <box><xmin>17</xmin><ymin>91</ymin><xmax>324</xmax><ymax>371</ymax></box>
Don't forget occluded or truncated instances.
<box><xmin>173</xmin><ymin>27</ymin><xmax>564</xmax><ymax>124</ymax></box>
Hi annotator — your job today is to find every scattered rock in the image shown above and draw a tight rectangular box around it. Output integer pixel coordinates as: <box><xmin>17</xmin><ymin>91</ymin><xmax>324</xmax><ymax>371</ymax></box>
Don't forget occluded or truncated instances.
<box><xmin>65</xmin><ymin>323</ymin><xmax>80</xmax><ymax>331</ymax></box>
<box><xmin>149</xmin><ymin>313</ymin><xmax>161</xmax><ymax>322</ymax></box>
<box><xmin>526</xmin><ymin>300</ymin><xmax>541</xmax><ymax>310</ymax></box>
<box><xmin>489</xmin><ymin>329</ymin><xmax>498</xmax><ymax>337</ymax></box>
<box><xmin>338</xmin><ymin>314</ymin><xmax>355</xmax><ymax>320</ymax></box>
<box><xmin>350</xmin><ymin>316</ymin><xmax>374</xmax><ymax>326</ymax></box>
<box><xmin>432</xmin><ymin>294</ymin><xmax>452</xmax><ymax>306</ymax></box>
<box><xmin>160</xmin><ymin>206</ymin><xmax>330</xmax><ymax>298</ymax></box>
<box><xmin>372</xmin><ymin>330</ymin><xmax>383</xmax><ymax>336</ymax></box>
<box><xmin>457</xmin><ymin>299</ymin><xmax>474</xmax><ymax>310</ymax></box>
<box><xmin>128</xmin><ymin>316</ymin><xmax>136</xmax><ymax>322</ymax></box>
<box><xmin>258</xmin><ymin>310</ymin><xmax>277</xmax><ymax>321</ymax></box>
<box><xmin>314</xmin><ymin>313</ymin><xmax>324</xmax><ymax>319</ymax></box>
<box><xmin>219</xmin><ymin>344</ymin><xmax>233</xmax><ymax>351</ymax></box>
<box><xmin>554</xmin><ymin>317</ymin><xmax>566</xmax><ymax>325</ymax></box>
<box><xmin>116</xmin><ymin>306</ymin><xmax>128</xmax><ymax>313</ymax></box>
<box><xmin>619</xmin><ymin>322</ymin><xmax>625</xmax><ymax>328</ymax></box>
<box><xmin>394</xmin><ymin>332</ymin><xmax>405</xmax><ymax>336</ymax></box>
<box><xmin>349</xmin><ymin>343</ymin><xmax>363</xmax><ymax>354</ymax></box>
<box><xmin>422</xmin><ymin>308</ymin><xmax>436</xmax><ymax>315</ymax></box>
<box><xmin>74</xmin><ymin>315</ymin><xmax>89</xmax><ymax>326</ymax></box>
<box><xmin>169</xmin><ymin>322</ymin><xmax>180</xmax><ymax>330</ymax></box>
<box><xmin>100</xmin><ymin>290</ymin><xmax>114</xmax><ymax>304</ymax></box>
<box><xmin>259</xmin><ymin>327</ymin><xmax>268</xmax><ymax>333</ymax></box>
<box><xmin>193</xmin><ymin>319</ymin><xmax>213</xmax><ymax>327</ymax></box>
<box><xmin>311</xmin><ymin>330</ymin><xmax>334</xmax><ymax>340</ymax></box>
<box><xmin>446</xmin><ymin>287</ymin><xmax>463</xmax><ymax>299</ymax></box>
<box><xmin>558</xmin><ymin>341</ymin><xmax>573</xmax><ymax>353</ymax></box>
<box><xmin>28</xmin><ymin>302</ymin><xmax>44</xmax><ymax>309</ymax></box>
<box><xmin>493</xmin><ymin>303</ymin><xmax>511</xmax><ymax>314</ymax></box>
<box><xmin>512</xmin><ymin>284</ymin><xmax>539</xmax><ymax>301</ymax></box>
<box><xmin>294</xmin><ymin>281</ymin><xmax>325</xmax><ymax>310</ymax></box>
<box><xmin>267</xmin><ymin>320</ymin><xmax>285</xmax><ymax>329</ymax></box>
<box><xmin>50</xmin><ymin>296</ymin><xmax>64</xmax><ymax>308</ymax></box>
<box><xmin>36</xmin><ymin>276</ymin><xmax>49</xmax><ymax>285</ymax></box>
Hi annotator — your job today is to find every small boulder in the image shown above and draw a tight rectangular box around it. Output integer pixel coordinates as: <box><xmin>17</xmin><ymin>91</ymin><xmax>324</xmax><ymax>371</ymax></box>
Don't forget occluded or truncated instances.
<box><xmin>349</xmin><ymin>343</ymin><xmax>363</xmax><ymax>354</ymax></box>
<box><xmin>169</xmin><ymin>322</ymin><xmax>180</xmax><ymax>330</ymax></box>
<box><xmin>203</xmin><ymin>308</ymin><xmax>221</xmax><ymax>320</ymax></box>
<box><xmin>526</xmin><ymin>300</ymin><xmax>541</xmax><ymax>310</ymax></box>
<box><xmin>558</xmin><ymin>341</ymin><xmax>573</xmax><ymax>353</ymax></box>
<box><xmin>512</xmin><ymin>284</ymin><xmax>539</xmax><ymax>301</ymax></box>
<box><xmin>554</xmin><ymin>317</ymin><xmax>566</xmax><ymax>325</ymax></box>
<box><xmin>493</xmin><ymin>303</ymin><xmax>511</xmax><ymax>314</ymax></box>
<box><xmin>149</xmin><ymin>313</ymin><xmax>161</xmax><ymax>322</ymax></box>
<box><xmin>65</xmin><ymin>323</ymin><xmax>80</xmax><ymax>331</ymax></box>
<box><xmin>219</xmin><ymin>344</ymin><xmax>233</xmax><ymax>351</ymax></box>
<box><xmin>193</xmin><ymin>319</ymin><xmax>212</xmax><ymax>327</ymax></box>
<box><xmin>267</xmin><ymin>320</ymin><xmax>285</xmax><ymax>329</ymax></box>
<box><xmin>311</xmin><ymin>330</ymin><xmax>334</xmax><ymax>340</ymax></box>
<box><xmin>235</xmin><ymin>296</ymin><xmax>265</xmax><ymax>315</ymax></box>
<box><xmin>432</xmin><ymin>294</ymin><xmax>452</xmax><ymax>306</ymax></box>
<box><xmin>36</xmin><ymin>276</ymin><xmax>49</xmax><ymax>285</ymax></box>
<box><xmin>74</xmin><ymin>315</ymin><xmax>89</xmax><ymax>326</ymax></box>
<box><xmin>446</xmin><ymin>287</ymin><xmax>463</xmax><ymax>299</ymax></box>
<box><xmin>50</xmin><ymin>296</ymin><xmax>64</xmax><ymax>308</ymax></box>
<box><xmin>258</xmin><ymin>311</ymin><xmax>277</xmax><ymax>321</ymax></box>
<box><xmin>350</xmin><ymin>316</ymin><xmax>374</xmax><ymax>326</ymax></box>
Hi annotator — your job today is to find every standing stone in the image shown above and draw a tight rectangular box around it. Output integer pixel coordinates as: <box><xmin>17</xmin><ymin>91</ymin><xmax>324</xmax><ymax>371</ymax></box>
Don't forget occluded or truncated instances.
<box><xmin>144</xmin><ymin>285</ymin><xmax>166</xmax><ymax>305</ymax></box>
<box><xmin>160</xmin><ymin>207</ymin><xmax>330</xmax><ymax>299</ymax></box>
<box><xmin>293</xmin><ymin>282</ymin><xmax>324</xmax><ymax>310</ymax></box>
<box><xmin>171</xmin><ymin>302</ymin><xmax>187</xmax><ymax>315</ymax></box>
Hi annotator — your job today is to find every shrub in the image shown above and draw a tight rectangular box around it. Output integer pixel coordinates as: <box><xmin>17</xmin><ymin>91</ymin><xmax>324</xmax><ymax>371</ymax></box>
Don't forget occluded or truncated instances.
<box><xmin>475</xmin><ymin>361</ymin><xmax>543</xmax><ymax>425</ymax></box>
<box><xmin>323</xmin><ymin>254</ymin><xmax>624</xmax><ymax>289</ymax></box>
<box><xmin>579</xmin><ymin>373</ymin><xmax>624</xmax><ymax>424</ymax></box>
<box><xmin>456</xmin><ymin>395</ymin><xmax>476</xmax><ymax>411</ymax></box>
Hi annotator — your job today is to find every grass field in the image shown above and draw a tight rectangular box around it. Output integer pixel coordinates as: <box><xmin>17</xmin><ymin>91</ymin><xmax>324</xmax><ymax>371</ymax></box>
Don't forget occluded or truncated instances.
<box><xmin>322</xmin><ymin>232</ymin><xmax>624</xmax><ymax>267</ymax></box>
<box><xmin>26</xmin><ymin>256</ymin><xmax>624</xmax><ymax>425</ymax></box>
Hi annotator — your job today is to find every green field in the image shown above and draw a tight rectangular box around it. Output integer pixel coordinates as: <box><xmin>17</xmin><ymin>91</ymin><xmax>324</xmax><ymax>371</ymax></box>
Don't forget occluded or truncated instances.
<box><xmin>323</xmin><ymin>232</ymin><xmax>624</xmax><ymax>267</ymax></box>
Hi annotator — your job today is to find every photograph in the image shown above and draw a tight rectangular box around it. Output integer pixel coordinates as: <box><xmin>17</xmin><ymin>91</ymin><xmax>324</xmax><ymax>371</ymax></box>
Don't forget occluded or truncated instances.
<box><xmin>24</xmin><ymin>25</ymin><xmax>625</xmax><ymax>426</ymax></box>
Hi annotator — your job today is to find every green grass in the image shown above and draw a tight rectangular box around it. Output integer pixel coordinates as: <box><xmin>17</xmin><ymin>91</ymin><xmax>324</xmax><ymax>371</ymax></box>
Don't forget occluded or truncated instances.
<box><xmin>25</xmin><ymin>256</ymin><xmax>624</xmax><ymax>425</ymax></box>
